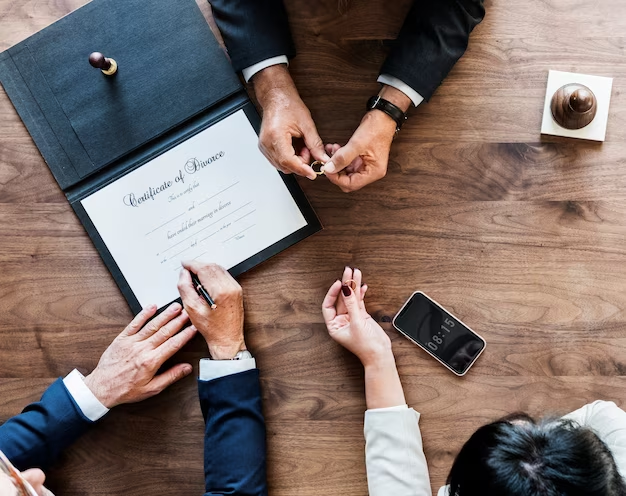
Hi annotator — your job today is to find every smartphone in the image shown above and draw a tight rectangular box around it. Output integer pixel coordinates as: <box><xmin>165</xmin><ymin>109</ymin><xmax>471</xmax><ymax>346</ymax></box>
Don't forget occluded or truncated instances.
<box><xmin>393</xmin><ymin>292</ymin><xmax>486</xmax><ymax>376</ymax></box>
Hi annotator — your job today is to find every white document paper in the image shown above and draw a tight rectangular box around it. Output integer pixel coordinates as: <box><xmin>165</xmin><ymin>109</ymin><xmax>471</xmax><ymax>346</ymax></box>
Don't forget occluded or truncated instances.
<box><xmin>81</xmin><ymin>110</ymin><xmax>307</xmax><ymax>308</ymax></box>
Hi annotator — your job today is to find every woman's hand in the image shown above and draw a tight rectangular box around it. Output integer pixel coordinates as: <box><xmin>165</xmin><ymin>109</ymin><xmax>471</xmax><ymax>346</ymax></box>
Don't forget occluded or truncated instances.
<box><xmin>322</xmin><ymin>267</ymin><xmax>392</xmax><ymax>367</ymax></box>
<box><xmin>322</xmin><ymin>268</ymin><xmax>406</xmax><ymax>409</ymax></box>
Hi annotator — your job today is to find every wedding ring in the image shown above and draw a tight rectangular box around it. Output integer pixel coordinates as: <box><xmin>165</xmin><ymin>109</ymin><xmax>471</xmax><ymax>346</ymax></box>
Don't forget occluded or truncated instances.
<box><xmin>310</xmin><ymin>160</ymin><xmax>326</xmax><ymax>175</ymax></box>
<box><xmin>344</xmin><ymin>279</ymin><xmax>358</xmax><ymax>291</ymax></box>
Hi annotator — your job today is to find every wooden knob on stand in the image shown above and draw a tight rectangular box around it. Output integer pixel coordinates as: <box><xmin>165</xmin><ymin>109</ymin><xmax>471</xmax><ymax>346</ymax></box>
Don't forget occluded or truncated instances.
<box><xmin>550</xmin><ymin>83</ymin><xmax>597</xmax><ymax>130</ymax></box>
<box><xmin>89</xmin><ymin>52</ymin><xmax>118</xmax><ymax>76</ymax></box>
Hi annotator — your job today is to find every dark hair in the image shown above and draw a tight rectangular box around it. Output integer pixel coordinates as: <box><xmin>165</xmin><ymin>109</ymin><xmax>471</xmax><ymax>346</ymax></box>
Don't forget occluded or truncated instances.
<box><xmin>447</xmin><ymin>413</ymin><xmax>626</xmax><ymax>496</ymax></box>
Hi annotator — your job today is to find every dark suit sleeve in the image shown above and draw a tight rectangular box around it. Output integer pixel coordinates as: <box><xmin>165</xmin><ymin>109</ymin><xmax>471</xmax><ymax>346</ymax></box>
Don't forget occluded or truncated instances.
<box><xmin>380</xmin><ymin>0</ymin><xmax>485</xmax><ymax>101</ymax></box>
<box><xmin>0</xmin><ymin>379</ymin><xmax>94</xmax><ymax>471</ymax></box>
<box><xmin>208</xmin><ymin>0</ymin><xmax>295</xmax><ymax>72</ymax></box>
<box><xmin>199</xmin><ymin>369</ymin><xmax>267</xmax><ymax>496</ymax></box>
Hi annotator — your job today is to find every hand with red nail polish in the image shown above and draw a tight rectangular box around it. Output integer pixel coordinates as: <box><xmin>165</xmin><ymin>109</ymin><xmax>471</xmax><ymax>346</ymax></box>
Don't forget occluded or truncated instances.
<box><xmin>322</xmin><ymin>268</ymin><xmax>406</xmax><ymax>409</ymax></box>
<box><xmin>322</xmin><ymin>267</ymin><xmax>391</xmax><ymax>368</ymax></box>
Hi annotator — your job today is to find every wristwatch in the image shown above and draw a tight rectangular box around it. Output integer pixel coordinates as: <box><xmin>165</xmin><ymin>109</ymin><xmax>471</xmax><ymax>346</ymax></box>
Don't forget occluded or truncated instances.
<box><xmin>208</xmin><ymin>349</ymin><xmax>252</xmax><ymax>360</ymax></box>
<box><xmin>366</xmin><ymin>95</ymin><xmax>408</xmax><ymax>135</ymax></box>
<box><xmin>232</xmin><ymin>350</ymin><xmax>253</xmax><ymax>360</ymax></box>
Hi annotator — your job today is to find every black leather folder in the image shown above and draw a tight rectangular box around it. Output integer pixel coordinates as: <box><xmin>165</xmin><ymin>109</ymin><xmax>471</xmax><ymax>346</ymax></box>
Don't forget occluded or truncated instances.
<box><xmin>0</xmin><ymin>0</ymin><xmax>321</xmax><ymax>314</ymax></box>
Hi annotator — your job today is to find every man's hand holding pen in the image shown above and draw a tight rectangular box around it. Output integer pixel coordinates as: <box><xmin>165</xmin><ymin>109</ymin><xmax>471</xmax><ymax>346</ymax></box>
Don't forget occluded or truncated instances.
<box><xmin>178</xmin><ymin>261</ymin><xmax>247</xmax><ymax>360</ymax></box>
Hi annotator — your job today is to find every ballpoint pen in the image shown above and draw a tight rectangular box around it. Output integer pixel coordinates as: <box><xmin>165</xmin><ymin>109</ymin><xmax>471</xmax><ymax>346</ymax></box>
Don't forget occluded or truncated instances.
<box><xmin>190</xmin><ymin>272</ymin><xmax>217</xmax><ymax>310</ymax></box>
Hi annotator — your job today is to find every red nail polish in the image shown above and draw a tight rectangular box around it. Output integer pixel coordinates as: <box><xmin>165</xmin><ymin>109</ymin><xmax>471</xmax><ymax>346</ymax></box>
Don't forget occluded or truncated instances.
<box><xmin>341</xmin><ymin>285</ymin><xmax>351</xmax><ymax>297</ymax></box>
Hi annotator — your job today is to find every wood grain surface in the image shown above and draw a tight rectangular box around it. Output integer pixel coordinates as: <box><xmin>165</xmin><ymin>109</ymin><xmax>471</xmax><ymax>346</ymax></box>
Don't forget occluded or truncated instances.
<box><xmin>1</xmin><ymin>0</ymin><xmax>626</xmax><ymax>494</ymax></box>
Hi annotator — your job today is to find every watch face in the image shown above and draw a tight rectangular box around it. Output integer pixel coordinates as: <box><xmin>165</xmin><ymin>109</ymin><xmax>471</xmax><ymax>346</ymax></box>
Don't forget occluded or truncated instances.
<box><xmin>234</xmin><ymin>350</ymin><xmax>252</xmax><ymax>360</ymax></box>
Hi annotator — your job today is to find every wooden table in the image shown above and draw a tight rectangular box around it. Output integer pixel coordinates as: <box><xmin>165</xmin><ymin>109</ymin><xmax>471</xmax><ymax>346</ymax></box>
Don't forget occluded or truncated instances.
<box><xmin>2</xmin><ymin>0</ymin><xmax>626</xmax><ymax>494</ymax></box>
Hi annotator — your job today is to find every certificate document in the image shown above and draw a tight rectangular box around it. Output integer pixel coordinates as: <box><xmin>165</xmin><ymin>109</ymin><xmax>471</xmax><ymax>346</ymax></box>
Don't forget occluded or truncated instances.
<box><xmin>81</xmin><ymin>110</ymin><xmax>311</xmax><ymax>309</ymax></box>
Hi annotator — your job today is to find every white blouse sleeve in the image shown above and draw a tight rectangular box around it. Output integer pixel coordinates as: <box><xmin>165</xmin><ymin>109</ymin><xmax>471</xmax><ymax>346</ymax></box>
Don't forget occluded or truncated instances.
<box><xmin>364</xmin><ymin>407</ymin><xmax>432</xmax><ymax>496</ymax></box>
<box><xmin>562</xmin><ymin>400</ymin><xmax>626</xmax><ymax>478</ymax></box>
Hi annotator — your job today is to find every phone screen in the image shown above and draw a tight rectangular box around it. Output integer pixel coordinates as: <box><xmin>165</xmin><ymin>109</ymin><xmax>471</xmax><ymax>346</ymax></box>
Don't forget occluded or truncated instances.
<box><xmin>393</xmin><ymin>293</ymin><xmax>485</xmax><ymax>375</ymax></box>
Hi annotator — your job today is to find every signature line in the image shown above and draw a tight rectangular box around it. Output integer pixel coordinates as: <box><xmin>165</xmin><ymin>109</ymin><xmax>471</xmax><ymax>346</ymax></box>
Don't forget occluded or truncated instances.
<box><xmin>223</xmin><ymin>224</ymin><xmax>256</xmax><ymax>243</ymax></box>
<box><xmin>160</xmin><ymin>202</ymin><xmax>253</xmax><ymax>254</ymax></box>
<box><xmin>199</xmin><ymin>181</ymin><xmax>240</xmax><ymax>205</ymax></box>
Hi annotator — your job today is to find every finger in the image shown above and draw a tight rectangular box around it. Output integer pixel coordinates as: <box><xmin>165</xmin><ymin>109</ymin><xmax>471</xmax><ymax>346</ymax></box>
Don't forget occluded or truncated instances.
<box><xmin>326</xmin><ymin>168</ymin><xmax>379</xmax><ymax>193</ymax></box>
<box><xmin>21</xmin><ymin>469</ymin><xmax>46</xmax><ymax>495</ymax></box>
<box><xmin>359</xmin><ymin>284</ymin><xmax>368</xmax><ymax>311</ymax></box>
<box><xmin>274</xmin><ymin>133</ymin><xmax>318</xmax><ymax>180</ymax></box>
<box><xmin>301</xmin><ymin>122</ymin><xmax>331</xmax><ymax>163</ymax></box>
<box><xmin>149</xmin><ymin>309</ymin><xmax>190</xmax><ymax>347</ymax></box>
<box><xmin>280</xmin><ymin>153</ymin><xmax>317</xmax><ymax>180</ymax></box>
<box><xmin>352</xmin><ymin>268</ymin><xmax>363</xmax><ymax>291</ymax></box>
<box><xmin>136</xmin><ymin>302</ymin><xmax>182</xmax><ymax>340</ymax></box>
<box><xmin>121</xmin><ymin>304</ymin><xmax>158</xmax><ymax>336</ymax></box>
<box><xmin>193</xmin><ymin>263</ymin><xmax>240</xmax><ymax>297</ymax></box>
<box><xmin>341</xmin><ymin>265</ymin><xmax>353</xmax><ymax>284</ymax></box>
<box><xmin>177</xmin><ymin>268</ymin><xmax>204</xmax><ymax>309</ymax></box>
<box><xmin>337</xmin><ymin>267</ymin><xmax>352</xmax><ymax>315</ymax></box>
<box><xmin>337</xmin><ymin>266</ymin><xmax>353</xmax><ymax>315</ymax></box>
<box><xmin>346</xmin><ymin>156</ymin><xmax>365</xmax><ymax>174</ymax></box>
<box><xmin>325</xmin><ymin>143</ymin><xmax>334</xmax><ymax>155</ymax></box>
<box><xmin>360</xmin><ymin>284</ymin><xmax>368</xmax><ymax>300</ymax></box>
<box><xmin>322</xmin><ymin>280</ymin><xmax>342</xmax><ymax>324</ymax></box>
<box><xmin>147</xmin><ymin>362</ymin><xmax>194</xmax><ymax>396</ymax></box>
<box><xmin>350</xmin><ymin>267</ymin><xmax>363</xmax><ymax>308</ymax></box>
<box><xmin>155</xmin><ymin>325</ymin><xmax>198</xmax><ymax>362</ymax></box>
<box><xmin>182</xmin><ymin>261</ymin><xmax>230</xmax><ymax>293</ymax></box>
<box><xmin>297</xmin><ymin>146</ymin><xmax>312</xmax><ymax>164</ymax></box>
<box><xmin>341</xmin><ymin>283</ymin><xmax>363</xmax><ymax>324</ymax></box>
<box><xmin>321</xmin><ymin>141</ymin><xmax>360</xmax><ymax>174</ymax></box>
<box><xmin>181</xmin><ymin>259</ymin><xmax>209</xmax><ymax>275</ymax></box>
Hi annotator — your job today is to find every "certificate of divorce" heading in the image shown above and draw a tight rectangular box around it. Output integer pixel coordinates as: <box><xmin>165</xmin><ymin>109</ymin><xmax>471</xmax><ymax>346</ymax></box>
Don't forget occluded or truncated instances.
<box><xmin>81</xmin><ymin>110</ymin><xmax>307</xmax><ymax>308</ymax></box>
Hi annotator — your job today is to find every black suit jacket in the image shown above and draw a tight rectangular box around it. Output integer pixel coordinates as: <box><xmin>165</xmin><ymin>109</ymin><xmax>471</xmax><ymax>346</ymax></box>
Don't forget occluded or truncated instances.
<box><xmin>209</xmin><ymin>0</ymin><xmax>484</xmax><ymax>101</ymax></box>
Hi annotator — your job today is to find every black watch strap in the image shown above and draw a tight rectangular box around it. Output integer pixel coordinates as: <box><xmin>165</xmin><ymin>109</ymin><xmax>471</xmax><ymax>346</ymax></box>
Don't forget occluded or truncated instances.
<box><xmin>366</xmin><ymin>95</ymin><xmax>407</xmax><ymax>132</ymax></box>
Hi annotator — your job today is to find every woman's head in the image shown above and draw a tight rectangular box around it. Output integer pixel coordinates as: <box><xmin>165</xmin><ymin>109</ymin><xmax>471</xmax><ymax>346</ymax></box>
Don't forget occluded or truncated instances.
<box><xmin>447</xmin><ymin>413</ymin><xmax>626</xmax><ymax>496</ymax></box>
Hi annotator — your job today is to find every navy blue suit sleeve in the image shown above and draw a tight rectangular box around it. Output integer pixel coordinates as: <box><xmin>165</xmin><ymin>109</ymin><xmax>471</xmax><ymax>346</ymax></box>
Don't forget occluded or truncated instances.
<box><xmin>381</xmin><ymin>0</ymin><xmax>485</xmax><ymax>101</ymax></box>
<box><xmin>208</xmin><ymin>0</ymin><xmax>295</xmax><ymax>72</ymax></box>
<box><xmin>199</xmin><ymin>369</ymin><xmax>267</xmax><ymax>496</ymax></box>
<box><xmin>0</xmin><ymin>378</ymin><xmax>93</xmax><ymax>471</ymax></box>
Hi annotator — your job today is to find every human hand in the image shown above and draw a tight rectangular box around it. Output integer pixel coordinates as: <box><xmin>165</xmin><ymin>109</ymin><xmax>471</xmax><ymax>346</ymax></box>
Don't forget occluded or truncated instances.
<box><xmin>178</xmin><ymin>261</ymin><xmax>246</xmax><ymax>360</ymax></box>
<box><xmin>320</xmin><ymin>111</ymin><xmax>395</xmax><ymax>192</ymax></box>
<box><xmin>21</xmin><ymin>468</ymin><xmax>52</xmax><ymax>495</ymax></box>
<box><xmin>321</xmin><ymin>84</ymin><xmax>411</xmax><ymax>192</ymax></box>
<box><xmin>0</xmin><ymin>451</ymin><xmax>53</xmax><ymax>496</ymax></box>
<box><xmin>322</xmin><ymin>267</ymin><xmax>392</xmax><ymax>367</ymax></box>
<box><xmin>253</xmin><ymin>65</ymin><xmax>330</xmax><ymax>179</ymax></box>
<box><xmin>83</xmin><ymin>303</ymin><xmax>196</xmax><ymax>409</ymax></box>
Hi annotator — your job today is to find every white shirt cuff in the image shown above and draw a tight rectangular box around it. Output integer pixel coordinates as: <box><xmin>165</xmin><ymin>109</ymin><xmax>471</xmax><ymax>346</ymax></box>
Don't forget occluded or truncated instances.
<box><xmin>377</xmin><ymin>74</ymin><xmax>424</xmax><ymax>107</ymax></box>
<box><xmin>242</xmin><ymin>56</ymin><xmax>289</xmax><ymax>83</ymax></box>
<box><xmin>367</xmin><ymin>404</ymin><xmax>408</xmax><ymax>413</ymax></box>
<box><xmin>63</xmin><ymin>369</ymin><xmax>109</xmax><ymax>422</ymax></box>
<box><xmin>199</xmin><ymin>358</ymin><xmax>256</xmax><ymax>381</ymax></box>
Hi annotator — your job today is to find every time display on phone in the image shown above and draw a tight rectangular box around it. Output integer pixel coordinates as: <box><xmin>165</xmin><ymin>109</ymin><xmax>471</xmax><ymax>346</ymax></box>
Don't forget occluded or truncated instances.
<box><xmin>427</xmin><ymin>317</ymin><xmax>456</xmax><ymax>351</ymax></box>
<box><xmin>393</xmin><ymin>292</ymin><xmax>485</xmax><ymax>375</ymax></box>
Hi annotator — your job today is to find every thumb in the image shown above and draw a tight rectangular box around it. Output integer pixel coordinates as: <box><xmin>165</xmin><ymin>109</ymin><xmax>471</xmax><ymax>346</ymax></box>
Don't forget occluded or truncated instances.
<box><xmin>341</xmin><ymin>284</ymin><xmax>362</xmax><ymax>323</ymax></box>
<box><xmin>148</xmin><ymin>363</ymin><xmax>193</xmax><ymax>395</ymax></box>
<box><xmin>322</xmin><ymin>141</ymin><xmax>360</xmax><ymax>174</ymax></box>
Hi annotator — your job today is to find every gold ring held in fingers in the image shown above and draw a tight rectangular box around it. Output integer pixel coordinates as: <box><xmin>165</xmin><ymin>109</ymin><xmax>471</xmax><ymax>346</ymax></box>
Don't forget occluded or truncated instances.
<box><xmin>344</xmin><ymin>279</ymin><xmax>358</xmax><ymax>291</ymax></box>
<box><xmin>311</xmin><ymin>160</ymin><xmax>326</xmax><ymax>175</ymax></box>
